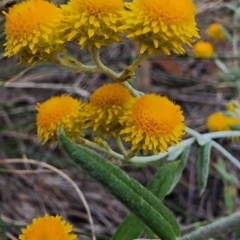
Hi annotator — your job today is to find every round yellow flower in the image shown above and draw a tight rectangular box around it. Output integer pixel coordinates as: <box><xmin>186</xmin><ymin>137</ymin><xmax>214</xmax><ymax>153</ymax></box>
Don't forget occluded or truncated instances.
<box><xmin>192</xmin><ymin>40</ymin><xmax>214</xmax><ymax>59</ymax></box>
<box><xmin>206</xmin><ymin>112</ymin><xmax>240</xmax><ymax>132</ymax></box>
<box><xmin>19</xmin><ymin>215</ymin><xmax>76</xmax><ymax>240</ymax></box>
<box><xmin>120</xmin><ymin>94</ymin><xmax>185</xmax><ymax>155</ymax></box>
<box><xmin>206</xmin><ymin>23</ymin><xmax>225</xmax><ymax>41</ymax></box>
<box><xmin>119</xmin><ymin>0</ymin><xmax>199</xmax><ymax>55</ymax></box>
<box><xmin>85</xmin><ymin>83</ymin><xmax>134</xmax><ymax>136</ymax></box>
<box><xmin>3</xmin><ymin>0</ymin><xmax>65</xmax><ymax>65</ymax></box>
<box><xmin>36</xmin><ymin>95</ymin><xmax>85</xmax><ymax>144</ymax></box>
<box><xmin>61</xmin><ymin>0</ymin><xmax>123</xmax><ymax>49</ymax></box>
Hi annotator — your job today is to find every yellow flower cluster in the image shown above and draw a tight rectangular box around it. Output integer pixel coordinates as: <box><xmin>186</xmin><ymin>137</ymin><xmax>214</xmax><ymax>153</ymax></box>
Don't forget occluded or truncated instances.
<box><xmin>36</xmin><ymin>84</ymin><xmax>185</xmax><ymax>155</ymax></box>
<box><xmin>206</xmin><ymin>100</ymin><xmax>240</xmax><ymax>140</ymax></box>
<box><xmin>192</xmin><ymin>22</ymin><xmax>225</xmax><ymax>59</ymax></box>
<box><xmin>3</xmin><ymin>0</ymin><xmax>199</xmax><ymax>64</ymax></box>
<box><xmin>19</xmin><ymin>215</ymin><xmax>76</xmax><ymax>240</ymax></box>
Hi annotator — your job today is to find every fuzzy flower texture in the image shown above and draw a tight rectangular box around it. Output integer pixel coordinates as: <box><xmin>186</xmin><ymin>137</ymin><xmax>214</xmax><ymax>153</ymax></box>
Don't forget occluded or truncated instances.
<box><xmin>61</xmin><ymin>0</ymin><xmax>123</xmax><ymax>49</ymax></box>
<box><xmin>120</xmin><ymin>94</ymin><xmax>185</xmax><ymax>155</ymax></box>
<box><xmin>36</xmin><ymin>95</ymin><xmax>85</xmax><ymax>145</ymax></box>
<box><xmin>192</xmin><ymin>40</ymin><xmax>214</xmax><ymax>59</ymax></box>
<box><xmin>206</xmin><ymin>23</ymin><xmax>225</xmax><ymax>41</ymax></box>
<box><xmin>84</xmin><ymin>83</ymin><xmax>134</xmax><ymax>136</ymax></box>
<box><xmin>3</xmin><ymin>0</ymin><xmax>199</xmax><ymax>64</ymax></box>
<box><xmin>19</xmin><ymin>215</ymin><xmax>76</xmax><ymax>240</ymax></box>
<box><xmin>36</xmin><ymin>84</ymin><xmax>185</xmax><ymax>155</ymax></box>
<box><xmin>3</xmin><ymin>0</ymin><xmax>65</xmax><ymax>65</ymax></box>
<box><xmin>120</xmin><ymin>0</ymin><xmax>199</xmax><ymax>55</ymax></box>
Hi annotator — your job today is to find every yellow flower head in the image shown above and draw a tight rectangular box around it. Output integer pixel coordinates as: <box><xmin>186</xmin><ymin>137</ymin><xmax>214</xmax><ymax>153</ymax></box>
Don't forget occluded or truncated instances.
<box><xmin>36</xmin><ymin>95</ymin><xmax>85</xmax><ymax>145</ymax></box>
<box><xmin>192</xmin><ymin>40</ymin><xmax>214</xmax><ymax>59</ymax></box>
<box><xmin>226</xmin><ymin>100</ymin><xmax>240</xmax><ymax>113</ymax></box>
<box><xmin>19</xmin><ymin>215</ymin><xmax>76</xmax><ymax>240</ymax></box>
<box><xmin>120</xmin><ymin>94</ymin><xmax>185</xmax><ymax>155</ymax></box>
<box><xmin>206</xmin><ymin>112</ymin><xmax>240</xmax><ymax>132</ymax></box>
<box><xmin>119</xmin><ymin>0</ymin><xmax>199</xmax><ymax>55</ymax></box>
<box><xmin>61</xmin><ymin>0</ymin><xmax>123</xmax><ymax>49</ymax></box>
<box><xmin>85</xmin><ymin>83</ymin><xmax>134</xmax><ymax>136</ymax></box>
<box><xmin>3</xmin><ymin>0</ymin><xmax>65</xmax><ymax>65</ymax></box>
<box><xmin>206</xmin><ymin>23</ymin><xmax>225</xmax><ymax>41</ymax></box>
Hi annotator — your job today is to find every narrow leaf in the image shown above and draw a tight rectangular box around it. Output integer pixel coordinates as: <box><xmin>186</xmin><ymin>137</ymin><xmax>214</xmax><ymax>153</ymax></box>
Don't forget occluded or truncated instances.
<box><xmin>196</xmin><ymin>141</ymin><xmax>212</xmax><ymax>195</ymax></box>
<box><xmin>111</xmin><ymin>161</ymin><xmax>180</xmax><ymax>240</ymax></box>
<box><xmin>167</xmin><ymin>146</ymin><xmax>191</xmax><ymax>194</ymax></box>
<box><xmin>58</xmin><ymin>129</ymin><xmax>179</xmax><ymax>240</ymax></box>
<box><xmin>224</xmin><ymin>185</ymin><xmax>235</xmax><ymax>214</ymax></box>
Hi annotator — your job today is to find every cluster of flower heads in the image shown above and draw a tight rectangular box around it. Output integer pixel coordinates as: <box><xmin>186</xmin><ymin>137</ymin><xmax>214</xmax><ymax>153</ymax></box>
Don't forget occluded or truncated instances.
<box><xmin>36</xmin><ymin>83</ymin><xmax>185</xmax><ymax>155</ymax></box>
<box><xmin>3</xmin><ymin>0</ymin><xmax>199</xmax><ymax>64</ymax></box>
<box><xmin>19</xmin><ymin>215</ymin><xmax>76</xmax><ymax>240</ymax></box>
<box><xmin>206</xmin><ymin>100</ymin><xmax>240</xmax><ymax>140</ymax></box>
<box><xmin>192</xmin><ymin>22</ymin><xmax>225</xmax><ymax>59</ymax></box>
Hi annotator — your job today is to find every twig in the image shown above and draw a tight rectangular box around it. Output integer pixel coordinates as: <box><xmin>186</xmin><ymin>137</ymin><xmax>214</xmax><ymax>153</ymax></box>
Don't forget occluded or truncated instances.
<box><xmin>178</xmin><ymin>211</ymin><xmax>240</xmax><ymax>240</ymax></box>
<box><xmin>1</xmin><ymin>81</ymin><xmax>90</xmax><ymax>98</ymax></box>
<box><xmin>0</xmin><ymin>158</ymin><xmax>96</xmax><ymax>240</ymax></box>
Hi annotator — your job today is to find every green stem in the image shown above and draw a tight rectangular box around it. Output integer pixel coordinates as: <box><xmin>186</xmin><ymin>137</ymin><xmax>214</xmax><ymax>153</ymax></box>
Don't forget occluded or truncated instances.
<box><xmin>178</xmin><ymin>211</ymin><xmax>240</xmax><ymax>240</ymax></box>
<box><xmin>79</xmin><ymin>137</ymin><xmax>124</xmax><ymax>160</ymax></box>
<box><xmin>204</xmin><ymin>131</ymin><xmax>240</xmax><ymax>139</ymax></box>
<box><xmin>130</xmin><ymin>138</ymin><xmax>195</xmax><ymax>163</ymax></box>
<box><xmin>186</xmin><ymin>127</ymin><xmax>240</xmax><ymax>170</ymax></box>
<box><xmin>130</xmin><ymin>52</ymin><xmax>149</xmax><ymax>70</ymax></box>
<box><xmin>214</xmin><ymin>56</ymin><xmax>231</xmax><ymax>74</ymax></box>
<box><xmin>115</xmin><ymin>135</ymin><xmax>129</xmax><ymax>158</ymax></box>
<box><xmin>211</xmin><ymin>140</ymin><xmax>240</xmax><ymax>170</ymax></box>
<box><xmin>56</xmin><ymin>54</ymin><xmax>98</xmax><ymax>73</ymax></box>
<box><xmin>91</xmin><ymin>48</ymin><xmax>121</xmax><ymax>80</ymax></box>
<box><xmin>80</xmin><ymin>129</ymin><xmax>240</xmax><ymax>164</ymax></box>
<box><xmin>122</xmin><ymin>81</ymin><xmax>144</xmax><ymax>97</ymax></box>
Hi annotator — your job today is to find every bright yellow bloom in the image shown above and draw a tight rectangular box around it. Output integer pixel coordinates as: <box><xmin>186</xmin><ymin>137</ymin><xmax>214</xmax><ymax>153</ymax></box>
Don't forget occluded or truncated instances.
<box><xmin>120</xmin><ymin>94</ymin><xmax>185</xmax><ymax>155</ymax></box>
<box><xmin>85</xmin><ymin>83</ymin><xmax>134</xmax><ymax>136</ymax></box>
<box><xmin>206</xmin><ymin>112</ymin><xmax>240</xmax><ymax>132</ymax></box>
<box><xmin>226</xmin><ymin>100</ymin><xmax>240</xmax><ymax>113</ymax></box>
<box><xmin>36</xmin><ymin>95</ymin><xmax>85</xmax><ymax>144</ymax></box>
<box><xmin>192</xmin><ymin>40</ymin><xmax>214</xmax><ymax>59</ymax></box>
<box><xmin>206</xmin><ymin>23</ymin><xmax>225</xmax><ymax>41</ymax></box>
<box><xmin>19</xmin><ymin>215</ymin><xmax>76</xmax><ymax>240</ymax></box>
<box><xmin>3</xmin><ymin>0</ymin><xmax>65</xmax><ymax>65</ymax></box>
<box><xmin>120</xmin><ymin>0</ymin><xmax>199</xmax><ymax>55</ymax></box>
<box><xmin>61</xmin><ymin>0</ymin><xmax>123</xmax><ymax>49</ymax></box>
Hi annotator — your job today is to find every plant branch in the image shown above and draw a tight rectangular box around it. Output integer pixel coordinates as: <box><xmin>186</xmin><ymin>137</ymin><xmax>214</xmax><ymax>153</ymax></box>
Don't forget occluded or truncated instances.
<box><xmin>178</xmin><ymin>211</ymin><xmax>240</xmax><ymax>240</ymax></box>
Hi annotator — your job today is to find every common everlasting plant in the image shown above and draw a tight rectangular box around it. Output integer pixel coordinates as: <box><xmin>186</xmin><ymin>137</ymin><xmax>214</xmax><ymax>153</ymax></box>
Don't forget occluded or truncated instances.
<box><xmin>2</xmin><ymin>0</ymin><xmax>240</xmax><ymax>239</ymax></box>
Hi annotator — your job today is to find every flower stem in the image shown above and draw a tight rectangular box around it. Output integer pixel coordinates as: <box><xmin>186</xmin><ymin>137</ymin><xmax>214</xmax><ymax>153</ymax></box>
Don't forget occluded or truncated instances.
<box><xmin>130</xmin><ymin>138</ymin><xmax>195</xmax><ymax>163</ymax></box>
<box><xmin>130</xmin><ymin>52</ymin><xmax>149</xmax><ymax>70</ymax></box>
<box><xmin>90</xmin><ymin>48</ymin><xmax>122</xmax><ymax>80</ymax></box>
<box><xmin>115</xmin><ymin>135</ymin><xmax>129</xmax><ymax>158</ymax></box>
<box><xmin>211</xmin><ymin>140</ymin><xmax>240</xmax><ymax>170</ymax></box>
<box><xmin>122</xmin><ymin>81</ymin><xmax>144</xmax><ymax>97</ymax></box>
<box><xmin>178</xmin><ymin>211</ymin><xmax>240</xmax><ymax>240</ymax></box>
<box><xmin>79</xmin><ymin>137</ymin><xmax>124</xmax><ymax>160</ymax></box>
<box><xmin>186</xmin><ymin>127</ymin><xmax>240</xmax><ymax>169</ymax></box>
<box><xmin>56</xmin><ymin>54</ymin><xmax>98</xmax><ymax>73</ymax></box>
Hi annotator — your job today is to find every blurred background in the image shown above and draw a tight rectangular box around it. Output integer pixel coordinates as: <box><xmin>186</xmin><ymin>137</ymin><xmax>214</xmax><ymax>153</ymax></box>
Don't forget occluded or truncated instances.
<box><xmin>1</xmin><ymin>0</ymin><xmax>240</xmax><ymax>239</ymax></box>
